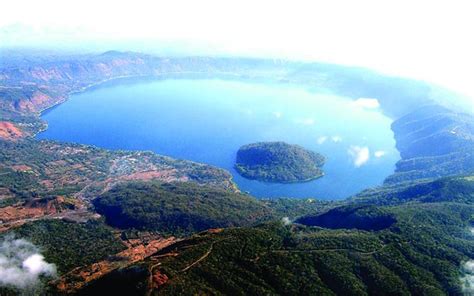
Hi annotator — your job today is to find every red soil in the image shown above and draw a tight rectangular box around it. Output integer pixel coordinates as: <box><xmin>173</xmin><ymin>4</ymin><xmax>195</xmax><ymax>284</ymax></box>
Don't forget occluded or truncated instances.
<box><xmin>18</xmin><ymin>91</ymin><xmax>56</xmax><ymax>112</ymax></box>
<box><xmin>122</xmin><ymin>170</ymin><xmax>189</xmax><ymax>182</ymax></box>
<box><xmin>55</xmin><ymin>237</ymin><xmax>177</xmax><ymax>293</ymax></box>
<box><xmin>152</xmin><ymin>271</ymin><xmax>169</xmax><ymax>288</ymax></box>
<box><xmin>11</xmin><ymin>165</ymin><xmax>33</xmax><ymax>172</ymax></box>
<box><xmin>0</xmin><ymin>121</ymin><xmax>24</xmax><ymax>140</ymax></box>
<box><xmin>0</xmin><ymin>196</ymin><xmax>81</xmax><ymax>232</ymax></box>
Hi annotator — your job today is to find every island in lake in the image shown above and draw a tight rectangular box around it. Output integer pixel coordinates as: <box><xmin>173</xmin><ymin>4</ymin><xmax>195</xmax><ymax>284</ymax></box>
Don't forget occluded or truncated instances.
<box><xmin>235</xmin><ymin>141</ymin><xmax>326</xmax><ymax>183</ymax></box>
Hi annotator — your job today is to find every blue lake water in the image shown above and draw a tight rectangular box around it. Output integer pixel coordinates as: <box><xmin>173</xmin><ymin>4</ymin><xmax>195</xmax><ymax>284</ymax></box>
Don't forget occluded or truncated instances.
<box><xmin>38</xmin><ymin>78</ymin><xmax>399</xmax><ymax>199</ymax></box>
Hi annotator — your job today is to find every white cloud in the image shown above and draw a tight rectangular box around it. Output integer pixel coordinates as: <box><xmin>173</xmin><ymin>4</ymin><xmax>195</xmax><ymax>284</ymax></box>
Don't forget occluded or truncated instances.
<box><xmin>317</xmin><ymin>136</ymin><xmax>328</xmax><ymax>145</ymax></box>
<box><xmin>461</xmin><ymin>260</ymin><xmax>474</xmax><ymax>295</ymax></box>
<box><xmin>22</xmin><ymin>254</ymin><xmax>55</xmax><ymax>276</ymax></box>
<box><xmin>273</xmin><ymin>111</ymin><xmax>282</xmax><ymax>119</ymax></box>
<box><xmin>1</xmin><ymin>0</ymin><xmax>474</xmax><ymax>108</ymax></box>
<box><xmin>351</xmin><ymin>98</ymin><xmax>380</xmax><ymax>109</ymax></box>
<box><xmin>295</xmin><ymin>118</ymin><xmax>315</xmax><ymax>126</ymax></box>
<box><xmin>461</xmin><ymin>228</ymin><xmax>474</xmax><ymax>294</ymax></box>
<box><xmin>348</xmin><ymin>145</ymin><xmax>370</xmax><ymax>167</ymax></box>
<box><xmin>331</xmin><ymin>136</ymin><xmax>342</xmax><ymax>143</ymax></box>
<box><xmin>0</xmin><ymin>236</ymin><xmax>56</xmax><ymax>290</ymax></box>
<box><xmin>281</xmin><ymin>217</ymin><xmax>292</xmax><ymax>226</ymax></box>
<box><xmin>374</xmin><ymin>150</ymin><xmax>386</xmax><ymax>158</ymax></box>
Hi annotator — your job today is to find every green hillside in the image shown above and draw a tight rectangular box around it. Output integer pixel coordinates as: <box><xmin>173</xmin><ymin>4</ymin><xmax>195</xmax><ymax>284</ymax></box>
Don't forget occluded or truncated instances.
<box><xmin>385</xmin><ymin>105</ymin><xmax>474</xmax><ymax>184</ymax></box>
<box><xmin>75</xmin><ymin>176</ymin><xmax>474</xmax><ymax>295</ymax></box>
<box><xmin>93</xmin><ymin>181</ymin><xmax>273</xmax><ymax>235</ymax></box>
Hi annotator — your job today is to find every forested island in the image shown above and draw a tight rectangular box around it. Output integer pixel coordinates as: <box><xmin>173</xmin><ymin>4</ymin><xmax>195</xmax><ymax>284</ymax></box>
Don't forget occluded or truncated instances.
<box><xmin>235</xmin><ymin>142</ymin><xmax>326</xmax><ymax>183</ymax></box>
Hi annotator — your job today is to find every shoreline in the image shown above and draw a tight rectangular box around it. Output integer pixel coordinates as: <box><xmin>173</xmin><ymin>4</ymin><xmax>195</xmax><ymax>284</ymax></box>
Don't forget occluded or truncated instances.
<box><xmin>236</xmin><ymin>172</ymin><xmax>325</xmax><ymax>185</ymax></box>
<box><xmin>31</xmin><ymin>71</ymin><xmax>261</xmax><ymax>139</ymax></box>
<box><xmin>33</xmin><ymin>74</ymin><xmax>157</xmax><ymax>138</ymax></box>
<box><xmin>28</xmin><ymin>73</ymin><xmax>400</xmax><ymax>199</ymax></box>
<box><xmin>30</xmin><ymin>75</ymin><xmax>243</xmax><ymax>193</ymax></box>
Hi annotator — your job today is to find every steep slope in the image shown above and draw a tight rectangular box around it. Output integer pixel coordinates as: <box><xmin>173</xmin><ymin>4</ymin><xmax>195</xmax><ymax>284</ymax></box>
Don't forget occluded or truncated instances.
<box><xmin>356</xmin><ymin>175</ymin><xmax>474</xmax><ymax>206</ymax></box>
<box><xmin>0</xmin><ymin>51</ymin><xmax>454</xmax><ymax>140</ymax></box>
<box><xmin>385</xmin><ymin>105</ymin><xmax>474</xmax><ymax>184</ymax></box>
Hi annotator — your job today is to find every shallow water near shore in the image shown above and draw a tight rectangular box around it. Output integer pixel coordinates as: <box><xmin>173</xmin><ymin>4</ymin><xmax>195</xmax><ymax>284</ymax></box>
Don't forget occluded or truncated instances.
<box><xmin>38</xmin><ymin>78</ymin><xmax>399</xmax><ymax>199</ymax></box>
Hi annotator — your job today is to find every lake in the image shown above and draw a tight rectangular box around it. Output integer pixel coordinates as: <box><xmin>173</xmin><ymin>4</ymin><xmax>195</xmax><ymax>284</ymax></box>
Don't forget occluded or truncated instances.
<box><xmin>38</xmin><ymin>78</ymin><xmax>399</xmax><ymax>199</ymax></box>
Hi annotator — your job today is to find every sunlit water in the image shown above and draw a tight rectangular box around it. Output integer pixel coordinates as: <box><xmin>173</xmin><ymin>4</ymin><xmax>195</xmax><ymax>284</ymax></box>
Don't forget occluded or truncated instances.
<box><xmin>38</xmin><ymin>78</ymin><xmax>399</xmax><ymax>199</ymax></box>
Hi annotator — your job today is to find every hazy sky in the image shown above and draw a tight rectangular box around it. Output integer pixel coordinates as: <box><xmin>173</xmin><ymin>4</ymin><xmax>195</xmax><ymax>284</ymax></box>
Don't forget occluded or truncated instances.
<box><xmin>1</xmin><ymin>0</ymin><xmax>473</xmax><ymax>108</ymax></box>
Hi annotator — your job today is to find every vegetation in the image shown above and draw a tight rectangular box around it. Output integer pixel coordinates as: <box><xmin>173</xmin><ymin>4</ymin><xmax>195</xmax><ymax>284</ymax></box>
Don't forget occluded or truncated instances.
<box><xmin>354</xmin><ymin>175</ymin><xmax>474</xmax><ymax>206</ymax></box>
<box><xmin>0</xmin><ymin>52</ymin><xmax>473</xmax><ymax>295</ymax></box>
<box><xmin>0</xmin><ymin>139</ymin><xmax>236</xmax><ymax>205</ymax></box>
<box><xmin>79</xmin><ymin>198</ymin><xmax>474</xmax><ymax>295</ymax></box>
<box><xmin>1</xmin><ymin>219</ymin><xmax>126</xmax><ymax>273</ymax></box>
<box><xmin>262</xmin><ymin>197</ymin><xmax>340</xmax><ymax>220</ymax></box>
<box><xmin>385</xmin><ymin>105</ymin><xmax>474</xmax><ymax>184</ymax></box>
<box><xmin>235</xmin><ymin>142</ymin><xmax>325</xmax><ymax>183</ymax></box>
<box><xmin>295</xmin><ymin>205</ymin><xmax>397</xmax><ymax>231</ymax></box>
<box><xmin>67</xmin><ymin>174</ymin><xmax>474</xmax><ymax>295</ymax></box>
<box><xmin>93</xmin><ymin>181</ymin><xmax>273</xmax><ymax>235</ymax></box>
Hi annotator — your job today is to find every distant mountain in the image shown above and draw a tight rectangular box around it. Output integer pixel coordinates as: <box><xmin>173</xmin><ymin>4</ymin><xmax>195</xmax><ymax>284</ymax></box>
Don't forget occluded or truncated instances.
<box><xmin>0</xmin><ymin>51</ymin><xmax>455</xmax><ymax>128</ymax></box>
